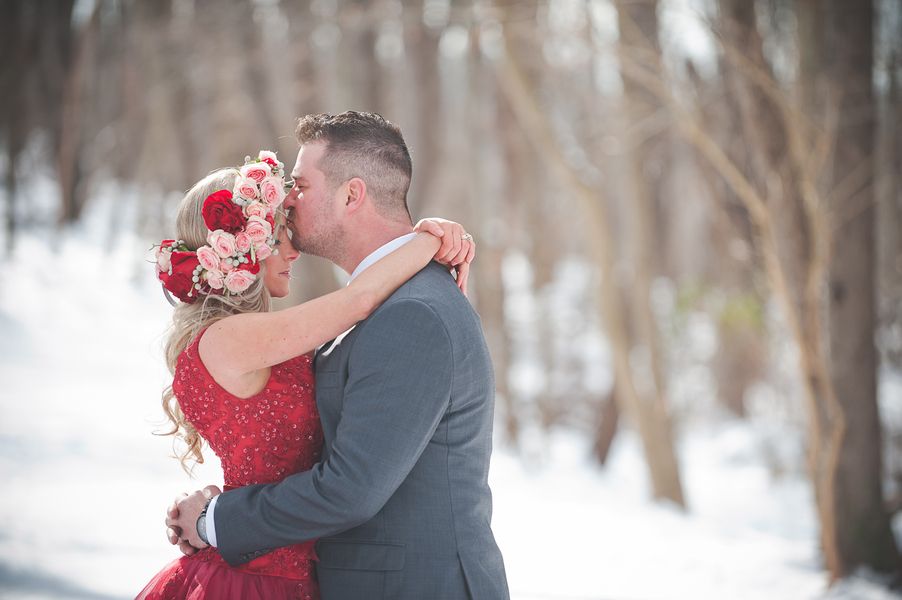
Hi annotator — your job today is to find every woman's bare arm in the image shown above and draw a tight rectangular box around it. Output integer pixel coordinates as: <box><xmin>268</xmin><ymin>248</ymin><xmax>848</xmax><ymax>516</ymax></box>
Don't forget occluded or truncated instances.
<box><xmin>199</xmin><ymin>232</ymin><xmax>443</xmax><ymax>379</ymax></box>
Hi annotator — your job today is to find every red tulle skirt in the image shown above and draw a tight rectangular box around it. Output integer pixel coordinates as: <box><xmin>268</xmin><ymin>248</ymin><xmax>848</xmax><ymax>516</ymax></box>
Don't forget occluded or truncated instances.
<box><xmin>135</xmin><ymin>556</ymin><xmax>320</xmax><ymax>600</ymax></box>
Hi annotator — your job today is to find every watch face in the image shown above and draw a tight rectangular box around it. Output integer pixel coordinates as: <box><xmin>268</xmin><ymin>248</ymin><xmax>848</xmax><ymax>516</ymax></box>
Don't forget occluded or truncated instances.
<box><xmin>197</xmin><ymin>515</ymin><xmax>208</xmax><ymax>543</ymax></box>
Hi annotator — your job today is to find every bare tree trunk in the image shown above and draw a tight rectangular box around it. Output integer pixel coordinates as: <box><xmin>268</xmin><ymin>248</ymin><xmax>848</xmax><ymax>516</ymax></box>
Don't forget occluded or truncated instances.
<box><xmin>340</xmin><ymin>0</ymin><xmax>382</xmax><ymax>112</ymax></box>
<box><xmin>405</xmin><ymin>0</ymin><xmax>443</xmax><ymax>216</ymax></box>
<box><xmin>3</xmin><ymin>141</ymin><xmax>20</xmax><ymax>255</ymax></box>
<box><xmin>57</xmin><ymin>2</ymin><xmax>99</xmax><ymax>225</ymax></box>
<box><xmin>593</xmin><ymin>384</ymin><xmax>620</xmax><ymax>465</ymax></box>
<box><xmin>822</xmin><ymin>0</ymin><xmax>902</xmax><ymax>576</ymax></box>
<box><xmin>615</xmin><ymin>0</ymin><xmax>675</xmax><ymax>445</ymax></box>
<box><xmin>2</xmin><ymin>2</ymin><xmax>26</xmax><ymax>254</ymax></box>
<box><xmin>876</xmin><ymin>43</ymin><xmax>902</xmax><ymax>369</ymax></box>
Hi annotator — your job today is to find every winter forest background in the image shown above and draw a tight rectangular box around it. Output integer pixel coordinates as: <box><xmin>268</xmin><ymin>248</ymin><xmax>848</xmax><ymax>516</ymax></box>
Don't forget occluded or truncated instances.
<box><xmin>1</xmin><ymin>0</ymin><xmax>901</xmax><ymax>598</ymax></box>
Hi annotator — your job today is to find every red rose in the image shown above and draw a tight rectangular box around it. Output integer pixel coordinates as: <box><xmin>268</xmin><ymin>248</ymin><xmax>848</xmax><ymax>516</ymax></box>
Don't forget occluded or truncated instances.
<box><xmin>239</xmin><ymin>260</ymin><xmax>261</xmax><ymax>275</ymax></box>
<box><xmin>159</xmin><ymin>251</ymin><xmax>201</xmax><ymax>303</ymax></box>
<box><xmin>261</xmin><ymin>157</ymin><xmax>278</xmax><ymax>169</ymax></box>
<box><xmin>202</xmin><ymin>190</ymin><xmax>247</xmax><ymax>233</ymax></box>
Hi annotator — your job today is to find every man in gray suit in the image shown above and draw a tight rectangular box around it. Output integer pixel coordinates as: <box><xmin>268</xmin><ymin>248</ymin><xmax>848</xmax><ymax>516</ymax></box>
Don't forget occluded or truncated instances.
<box><xmin>167</xmin><ymin>111</ymin><xmax>509</xmax><ymax>599</ymax></box>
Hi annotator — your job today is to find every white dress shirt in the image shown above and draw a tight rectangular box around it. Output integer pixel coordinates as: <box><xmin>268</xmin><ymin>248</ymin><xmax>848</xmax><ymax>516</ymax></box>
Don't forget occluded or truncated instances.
<box><xmin>204</xmin><ymin>232</ymin><xmax>417</xmax><ymax>547</ymax></box>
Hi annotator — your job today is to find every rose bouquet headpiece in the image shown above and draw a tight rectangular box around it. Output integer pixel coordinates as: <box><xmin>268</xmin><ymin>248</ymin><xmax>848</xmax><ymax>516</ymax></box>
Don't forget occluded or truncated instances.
<box><xmin>154</xmin><ymin>150</ymin><xmax>290</xmax><ymax>304</ymax></box>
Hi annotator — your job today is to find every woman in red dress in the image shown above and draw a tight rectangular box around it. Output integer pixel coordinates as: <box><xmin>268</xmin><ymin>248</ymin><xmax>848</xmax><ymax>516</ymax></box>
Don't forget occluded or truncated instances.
<box><xmin>136</xmin><ymin>152</ymin><xmax>473</xmax><ymax>599</ymax></box>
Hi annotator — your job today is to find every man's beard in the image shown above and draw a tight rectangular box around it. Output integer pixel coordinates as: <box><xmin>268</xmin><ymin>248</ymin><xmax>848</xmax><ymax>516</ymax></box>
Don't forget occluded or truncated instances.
<box><xmin>288</xmin><ymin>211</ymin><xmax>346</xmax><ymax>264</ymax></box>
<box><xmin>286</xmin><ymin>209</ymin><xmax>305</xmax><ymax>253</ymax></box>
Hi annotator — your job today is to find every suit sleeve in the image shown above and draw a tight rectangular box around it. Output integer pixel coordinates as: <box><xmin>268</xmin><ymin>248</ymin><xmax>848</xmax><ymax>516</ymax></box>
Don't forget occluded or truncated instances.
<box><xmin>213</xmin><ymin>298</ymin><xmax>453</xmax><ymax>566</ymax></box>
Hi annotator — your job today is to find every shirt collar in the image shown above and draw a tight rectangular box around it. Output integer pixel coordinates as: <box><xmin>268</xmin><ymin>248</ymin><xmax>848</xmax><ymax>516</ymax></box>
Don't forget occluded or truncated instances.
<box><xmin>348</xmin><ymin>233</ymin><xmax>418</xmax><ymax>283</ymax></box>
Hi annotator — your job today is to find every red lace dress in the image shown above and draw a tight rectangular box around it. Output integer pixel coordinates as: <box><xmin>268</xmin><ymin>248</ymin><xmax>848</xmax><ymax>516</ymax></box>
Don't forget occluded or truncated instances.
<box><xmin>136</xmin><ymin>331</ymin><xmax>324</xmax><ymax>600</ymax></box>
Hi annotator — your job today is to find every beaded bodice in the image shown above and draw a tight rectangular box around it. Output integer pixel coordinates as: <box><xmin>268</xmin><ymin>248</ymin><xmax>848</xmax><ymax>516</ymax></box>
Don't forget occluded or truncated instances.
<box><xmin>172</xmin><ymin>330</ymin><xmax>323</xmax><ymax>580</ymax></box>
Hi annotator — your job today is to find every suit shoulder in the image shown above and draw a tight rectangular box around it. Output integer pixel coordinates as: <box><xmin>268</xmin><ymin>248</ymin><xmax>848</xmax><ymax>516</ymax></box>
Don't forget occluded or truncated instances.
<box><xmin>373</xmin><ymin>263</ymin><xmax>448</xmax><ymax>308</ymax></box>
<box><xmin>367</xmin><ymin>264</ymin><xmax>463</xmax><ymax>324</ymax></box>
<box><xmin>385</xmin><ymin>264</ymin><xmax>482</xmax><ymax>332</ymax></box>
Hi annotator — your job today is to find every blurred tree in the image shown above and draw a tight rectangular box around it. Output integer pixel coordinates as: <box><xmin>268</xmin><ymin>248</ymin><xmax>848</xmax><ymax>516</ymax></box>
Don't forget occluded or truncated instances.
<box><xmin>2</xmin><ymin>0</ymin><xmax>77</xmax><ymax>249</ymax></box>
<box><xmin>0</xmin><ymin>2</ymin><xmax>28</xmax><ymax>253</ymax></box>
<box><xmin>623</xmin><ymin>0</ymin><xmax>902</xmax><ymax>579</ymax></box>
<box><xmin>54</xmin><ymin>0</ymin><xmax>87</xmax><ymax>225</ymax></box>
<box><xmin>876</xmin><ymin>7</ymin><xmax>902</xmax><ymax>514</ymax></box>
<box><xmin>685</xmin><ymin>31</ymin><xmax>767</xmax><ymax>419</ymax></box>
<box><xmin>404</xmin><ymin>0</ymin><xmax>442</xmax><ymax>217</ymax></box>
<box><xmin>816</xmin><ymin>0</ymin><xmax>902</xmax><ymax>578</ymax></box>
<box><xmin>876</xmin><ymin>7</ymin><xmax>902</xmax><ymax>371</ymax></box>
<box><xmin>467</xmin><ymin>17</ymin><xmax>518</xmax><ymax>444</ymax></box>
<box><xmin>613</xmin><ymin>0</ymin><xmax>684</xmax><ymax>505</ymax></box>
<box><xmin>498</xmin><ymin>0</ymin><xmax>685</xmax><ymax>507</ymax></box>
<box><xmin>499</xmin><ymin>1</ymin><xmax>561</xmax><ymax>427</ymax></box>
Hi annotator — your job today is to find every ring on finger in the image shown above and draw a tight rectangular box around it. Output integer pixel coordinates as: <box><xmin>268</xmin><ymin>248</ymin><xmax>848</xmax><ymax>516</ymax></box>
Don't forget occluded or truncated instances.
<box><xmin>461</xmin><ymin>233</ymin><xmax>473</xmax><ymax>242</ymax></box>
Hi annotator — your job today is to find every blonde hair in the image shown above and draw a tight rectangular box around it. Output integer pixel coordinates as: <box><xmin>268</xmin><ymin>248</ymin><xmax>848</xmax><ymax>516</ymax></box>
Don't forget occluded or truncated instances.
<box><xmin>158</xmin><ymin>168</ymin><xmax>274</xmax><ymax>473</ymax></box>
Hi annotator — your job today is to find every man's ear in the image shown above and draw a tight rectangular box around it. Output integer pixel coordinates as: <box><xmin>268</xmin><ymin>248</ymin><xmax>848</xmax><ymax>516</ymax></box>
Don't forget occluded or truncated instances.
<box><xmin>345</xmin><ymin>177</ymin><xmax>367</xmax><ymax>213</ymax></box>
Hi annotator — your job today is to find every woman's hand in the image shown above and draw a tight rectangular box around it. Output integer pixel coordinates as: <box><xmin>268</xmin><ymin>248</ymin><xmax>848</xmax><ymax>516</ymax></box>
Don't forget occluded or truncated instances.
<box><xmin>414</xmin><ymin>218</ymin><xmax>476</xmax><ymax>295</ymax></box>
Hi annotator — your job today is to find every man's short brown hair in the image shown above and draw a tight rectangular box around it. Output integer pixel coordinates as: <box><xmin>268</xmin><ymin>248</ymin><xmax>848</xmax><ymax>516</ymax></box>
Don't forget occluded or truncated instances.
<box><xmin>295</xmin><ymin>111</ymin><xmax>412</xmax><ymax>223</ymax></box>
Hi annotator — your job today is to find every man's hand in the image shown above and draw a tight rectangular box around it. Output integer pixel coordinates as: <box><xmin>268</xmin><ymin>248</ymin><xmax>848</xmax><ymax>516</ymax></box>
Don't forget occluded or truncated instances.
<box><xmin>165</xmin><ymin>485</ymin><xmax>222</xmax><ymax>555</ymax></box>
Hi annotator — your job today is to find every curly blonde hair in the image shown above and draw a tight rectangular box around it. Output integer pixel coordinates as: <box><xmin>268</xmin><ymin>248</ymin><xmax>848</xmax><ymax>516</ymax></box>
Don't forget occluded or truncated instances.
<box><xmin>158</xmin><ymin>168</ymin><xmax>274</xmax><ymax>473</ymax></box>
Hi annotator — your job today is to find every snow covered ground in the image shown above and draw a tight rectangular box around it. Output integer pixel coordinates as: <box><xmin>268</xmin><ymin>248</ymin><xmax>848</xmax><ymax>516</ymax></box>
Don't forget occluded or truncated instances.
<box><xmin>1</xmin><ymin>223</ymin><xmax>900</xmax><ymax>600</ymax></box>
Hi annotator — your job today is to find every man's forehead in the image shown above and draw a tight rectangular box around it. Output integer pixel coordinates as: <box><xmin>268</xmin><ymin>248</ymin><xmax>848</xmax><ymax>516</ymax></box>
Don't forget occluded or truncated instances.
<box><xmin>290</xmin><ymin>157</ymin><xmax>307</xmax><ymax>179</ymax></box>
<box><xmin>291</xmin><ymin>143</ymin><xmax>324</xmax><ymax>177</ymax></box>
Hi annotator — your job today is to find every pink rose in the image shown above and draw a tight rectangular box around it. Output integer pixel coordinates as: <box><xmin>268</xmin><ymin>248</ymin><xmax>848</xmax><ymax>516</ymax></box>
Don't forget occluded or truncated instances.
<box><xmin>244</xmin><ymin>202</ymin><xmax>268</xmax><ymax>219</ymax></box>
<box><xmin>156</xmin><ymin>248</ymin><xmax>171</xmax><ymax>273</ymax></box>
<box><xmin>219</xmin><ymin>259</ymin><xmax>235</xmax><ymax>273</ymax></box>
<box><xmin>240</xmin><ymin>161</ymin><xmax>272</xmax><ymax>183</ymax></box>
<box><xmin>196</xmin><ymin>245</ymin><xmax>220</xmax><ymax>271</ymax></box>
<box><xmin>235</xmin><ymin>232</ymin><xmax>252</xmax><ymax>253</ymax></box>
<box><xmin>245</xmin><ymin>216</ymin><xmax>272</xmax><ymax>244</ymax></box>
<box><xmin>208</xmin><ymin>230</ymin><xmax>237</xmax><ymax>258</ymax></box>
<box><xmin>254</xmin><ymin>242</ymin><xmax>272</xmax><ymax>261</ymax></box>
<box><xmin>260</xmin><ymin>177</ymin><xmax>285</xmax><ymax>207</ymax></box>
<box><xmin>206</xmin><ymin>270</ymin><xmax>224</xmax><ymax>290</ymax></box>
<box><xmin>235</xmin><ymin>177</ymin><xmax>259</xmax><ymax>200</ymax></box>
<box><xmin>225</xmin><ymin>269</ymin><xmax>256</xmax><ymax>293</ymax></box>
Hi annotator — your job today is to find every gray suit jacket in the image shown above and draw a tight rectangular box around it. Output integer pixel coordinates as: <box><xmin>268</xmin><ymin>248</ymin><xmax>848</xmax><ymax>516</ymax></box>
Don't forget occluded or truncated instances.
<box><xmin>214</xmin><ymin>262</ymin><xmax>510</xmax><ymax>600</ymax></box>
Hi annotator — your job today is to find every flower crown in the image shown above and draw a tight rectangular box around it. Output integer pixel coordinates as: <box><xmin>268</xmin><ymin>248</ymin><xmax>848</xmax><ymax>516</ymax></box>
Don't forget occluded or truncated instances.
<box><xmin>155</xmin><ymin>150</ymin><xmax>290</xmax><ymax>304</ymax></box>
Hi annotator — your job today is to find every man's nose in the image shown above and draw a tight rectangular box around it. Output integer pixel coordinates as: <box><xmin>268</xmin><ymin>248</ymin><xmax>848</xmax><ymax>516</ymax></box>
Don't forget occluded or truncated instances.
<box><xmin>286</xmin><ymin>185</ymin><xmax>302</xmax><ymax>206</ymax></box>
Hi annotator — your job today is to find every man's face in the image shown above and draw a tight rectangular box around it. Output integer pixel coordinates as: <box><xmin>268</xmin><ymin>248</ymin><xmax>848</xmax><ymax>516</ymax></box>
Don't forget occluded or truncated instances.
<box><xmin>285</xmin><ymin>141</ymin><xmax>344</xmax><ymax>259</ymax></box>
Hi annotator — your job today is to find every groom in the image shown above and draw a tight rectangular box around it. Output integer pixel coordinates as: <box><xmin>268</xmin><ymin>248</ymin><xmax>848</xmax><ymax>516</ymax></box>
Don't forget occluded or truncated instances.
<box><xmin>166</xmin><ymin>111</ymin><xmax>510</xmax><ymax>599</ymax></box>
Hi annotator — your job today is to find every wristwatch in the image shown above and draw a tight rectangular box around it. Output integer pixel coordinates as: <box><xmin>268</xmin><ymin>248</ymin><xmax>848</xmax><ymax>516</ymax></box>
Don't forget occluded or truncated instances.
<box><xmin>196</xmin><ymin>499</ymin><xmax>211</xmax><ymax>545</ymax></box>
